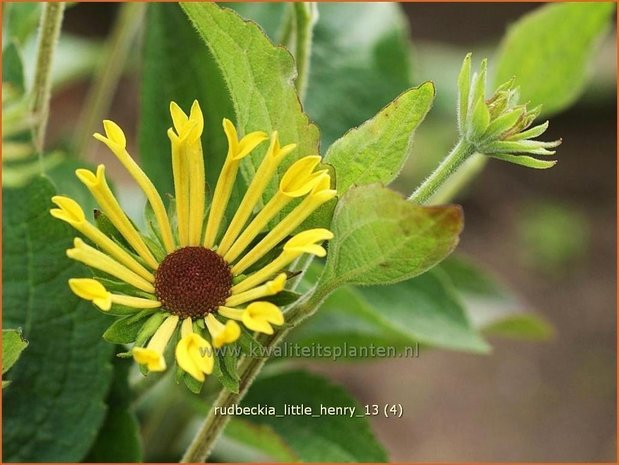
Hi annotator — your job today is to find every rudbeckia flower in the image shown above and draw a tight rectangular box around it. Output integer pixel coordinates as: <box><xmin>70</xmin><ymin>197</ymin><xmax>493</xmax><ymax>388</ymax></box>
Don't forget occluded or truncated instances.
<box><xmin>51</xmin><ymin>100</ymin><xmax>335</xmax><ymax>384</ymax></box>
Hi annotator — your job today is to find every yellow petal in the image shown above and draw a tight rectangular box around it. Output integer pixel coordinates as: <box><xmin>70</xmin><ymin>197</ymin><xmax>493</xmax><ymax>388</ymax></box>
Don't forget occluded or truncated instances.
<box><xmin>205</xmin><ymin>314</ymin><xmax>241</xmax><ymax>348</ymax></box>
<box><xmin>223</xmin><ymin>118</ymin><xmax>239</xmax><ymax>157</ymax></box>
<box><xmin>133</xmin><ymin>315</ymin><xmax>179</xmax><ymax>372</ymax></box>
<box><xmin>50</xmin><ymin>196</ymin><xmax>85</xmax><ymax>225</ymax></box>
<box><xmin>75</xmin><ymin>165</ymin><xmax>159</xmax><ymax>269</ymax></box>
<box><xmin>242</xmin><ymin>302</ymin><xmax>284</xmax><ymax>335</ymax></box>
<box><xmin>225</xmin><ymin>273</ymin><xmax>287</xmax><ymax>307</ymax></box>
<box><xmin>175</xmin><ymin>333</ymin><xmax>214</xmax><ymax>382</ymax></box>
<box><xmin>279</xmin><ymin>155</ymin><xmax>324</xmax><ymax>197</ymax></box>
<box><xmin>231</xmin><ymin>174</ymin><xmax>336</xmax><ymax>275</ymax></box>
<box><xmin>102</xmin><ymin>119</ymin><xmax>127</xmax><ymax>148</ymax></box>
<box><xmin>283</xmin><ymin>228</ymin><xmax>334</xmax><ymax>257</ymax></box>
<box><xmin>236</xmin><ymin>130</ymin><xmax>269</xmax><ymax>160</ymax></box>
<box><xmin>223</xmin><ymin>118</ymin><xmax>268</xmax><ymax>160</ymax></box>
<box><xmin>110</xmin><ymin>294</ymin><xmax>161</xmax><ymax>309</ymax></box>
<box><xmin>133</xmin><ymin>348</ymin><xmax>166</xmax><ymax>371</ymax></box>
<box><xmin>170</xmin><ymin>101</ymin><xmax>190</xmax><ymax>134</ymax></box>
<box><xmin>265</xmin><ymin>273</ymin><xmax>287</xmax><ymax>293</ymax></box>
<box><xmin>68</xmin><ymin>278</ymin><xmax>111</xmax><ymax>311</ymax></box>
<box><xmin>51</xmin><ymin>196</ymin><xmax>154</xmax><ymax>282</ymax></box>
<box><xmin>94</xmin><ymin>121</ymin><xmax>176</xmax><ymax>253</ymax></box>
<box><xmin>188</xmin><ymin>100</ymin><xmax>204</xmax><ymax>142</ymax></box>
<box><xmin>217</xmin><ymin>132</ymin><xmax>296</xmax><ymax>256</ymax></box>
<box><xmin>67</xmin><ymin>238</ymin><xmax>155</xmax><ymax>293</ymax></box>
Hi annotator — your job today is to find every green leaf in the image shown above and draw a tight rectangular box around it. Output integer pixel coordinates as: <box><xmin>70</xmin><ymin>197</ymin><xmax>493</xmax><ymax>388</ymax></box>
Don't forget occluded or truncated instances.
<box><xmin>180</xmin><ymin>2</ymin><xmax>320</xmax><ymax>214</ymax></box>
<box><xmin>483</xmin><ymin>314</ymin><xmax>554</xmax><ymax>340</ymax></box>
<box><xmin>488</xmin><ymin>153</ymin><xmax>556</xmax><ymax>170</ymax></box>
<box><xmin>3</xmin><ymin>2</ymin><xmax>41</xmax><ymax>45</ymax></box>
<box><xmin>320</xmin><ymin>184</ymin><xmax>463</xmax><ymax>289</ymax></box>
<box><xmin>103</xmin><ymin>311</ymin><xmax>152</xmax><ymax>344</ymax></box>
<box><xmin>306</xmin><ymin>3</ymin><xmax>413</xmax><ymax>148</ymax></box>
<box><xmin>224</xmin><ymin>3</ymin><xmax>287</xmax><ymax>39</ymax></box>
<box><xmin>231</xmin><ymin>3</ymin><xmax>414</xmax><ymax>149</ymax></box>
<box><xmin>240</xmin><ymin>370</ymin><xmax>387</xmax><ymax>461</ymax></box>
<box><xmin>2</xmin><ymin>176</ymin><xmax>114</xmax><ymax>462</ymax></box>
<box><xmin>291</xmin><ymin>269</ymin><xmax>489</xmax><ymax>357</ymax></box>
<box><xmin>494</xmin><ymin>2</ymin><xmax>614</xmax><ymax>116</ymax></box>
<box><xmin>2</xmin><ymin>328</ymin><xmax>28</xmax><ymax>377</ymax></box>
<box><xmin>2</xmin><ymin>42</ymin><xmax>25</xmax><ymax>96</ymax></box>
<box><xmin>85</xmin><ymin>352</ymin><xmax>142</xmax><ymax>462</ymax></box>
<box><xmin>224</xmin><ymin>418</ymin><xmax>299</xmax><ymax>462</ymax></box>
<box><xmin>139</xmin><ymin>3</ymin><xmax>234</xmax><ymax>197</ymax></box>
<box><xmin>440</xmin><ymin>255</ymin><xmax>553</xmax><ymax>341</ymax></box>
<box><xmin>324</xmin><ymin>82</ymin><xmax>435</xmax><ymax>194</ymax></box>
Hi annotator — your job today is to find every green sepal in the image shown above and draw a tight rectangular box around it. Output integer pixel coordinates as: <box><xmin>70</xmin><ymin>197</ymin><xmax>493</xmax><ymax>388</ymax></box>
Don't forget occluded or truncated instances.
<box><xmin>103</xmin><ymin>310</ymin><xmax>154</xmax><ymax>344</ymax></box>
<box><xmin>237</xmin><ymin>327</ymin><xmax>265</xmax><ymax>358</ymax></box>
<box><xmin>467</xmin><ymin>97</ymin><xmax>491</xmax><ymax>142</ymax></box>
<box><xmin>94</xmin><ymin>209</ymin><xmax>131</xmax><ymax>249</ymax></box>
<box><xmin>134</xmin><ymin>312</ymin><xmax>168</xmax><ymax>347</ymax></box>
<box><xmin>143</xmin><ymin>202</ymin><xmax>168</xmax><ymax>262</ymax></box>
<box><xmin>481</xmin><ymin>107</ymin><xmax>525</xmax><ymax>142</ymax></box>
<box><xmin>232</xmin><ymin>273</ymin><xmax>247</xmax><ymax>285</ymax></box>
<box><xmin>456</xmin><ymin>52</ymin><xmax>472</xmax><ymax>133</ymax></box>
<box><xmin>506</xmin><ymin>121</ymin><xmax>550</xmax><ymax>141</ymax></box>
<box><xmin>239</xmin><ymin>232</ymin><xmax>285</xmax><ymax>276</ymax></box>
<box><xmin>482</xmin><ymin>139</ymin><xmax>560</xmax><ymax>156</ymax></box>
<box><xmin>94</xmin><ymin>277</ymin><xmax>155</xmax><ymax>300</ymax></box>
<box><xmin>141</xmin><ymin>233</ymin><xmax>166</xmax><ymax>263</ymax></box>
<box><xmin>183</xmin><ymin>372</ymin><xmax>205</xmax><ymax>394</ymax></box>
<box><xmin>471</xmin><ymin>59</ymin><xmax>487</xmax><ymax>105</ymax></box>
<box><xmin>489</xmin><ymin>153</ymin><xmax>557</xmax><ymax>169</ymax></box>
<box><xmin>213</xmin><ymin>343</ymin><xmax>240</xmax><ymax>393</ymax></box>
<box><xmin>261</xmin><ymin>289</ymin><xmax>302</xmax><ymax>307</ymax></box>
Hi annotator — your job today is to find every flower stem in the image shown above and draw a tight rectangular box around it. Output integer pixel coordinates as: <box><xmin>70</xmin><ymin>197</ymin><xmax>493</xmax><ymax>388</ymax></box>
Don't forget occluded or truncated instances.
<box><xmin>428</xmin><ymin>153</ymin><xmax>488</xmax><ymax>204</ymax></box>
<box><xmin>73</xmin><ymin>2</ymin><xmax>145</xmax><ymax>156</ymax></box>
<box><xmin>293</xmin><ymin>3</ymin><xmax>317</xmax><ymax>102</ymax></box>
<box><xmin>408</xmin><ymin>139</ymin><xmax>476</xmax><ymax>204</ymax></box>
<box><xmin>278</xmin><ymin>4</ymin><xmax>295</xmax><ymax>48</ymax></box>
<box><xmin>181</xmin><ymin>331</ymin><xmax>285</xmax><ymax>463</ymax></box>
<box><xmin>180</xmin><ymin>289</ymin><xmax>326</xmax><ymax>463</ymax></box>
<box><xmin>30</xmin><ymin>2</ymin><xmax>65</xmax><ymax>157</ymax></box>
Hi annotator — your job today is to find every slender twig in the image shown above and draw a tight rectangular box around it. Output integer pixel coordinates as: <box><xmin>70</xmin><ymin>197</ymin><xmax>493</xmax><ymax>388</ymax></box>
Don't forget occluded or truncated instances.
<box><xmin>409</xmin><ymin>139</ymin><xmax>476</xmax><ymax>204</ymax></box>
<box><xmin>428</xmin><ymin>153</ymin><xmax>487</xmax><ymax>204</ymax></box>
<box><xmin>180</xmin><ymin>288</ymin><xmax>326</xmax><ymax>463</ymax></box>
<box><xmin>292</xmin><ymin>3</ymin><xmax>317</xmax><ymax>102</ymax></box>
<box><xmin>181</xmin><ymin>332</ymin><xmax>285</xmax><ymax>463</ymax></box>
<box><xmin>30</xmin><ymin>2</ymin><xmax>65</xmax><ymax>157</ymax></box>
<box><xmin>73</xmin><ymin>2</ymin><xmax>145</xmax><ymax>156</ymax></box>
<box><xmin>277</xmin><ymin>4</ymin><xmax>296</xmax><ymax>48</ymax></box>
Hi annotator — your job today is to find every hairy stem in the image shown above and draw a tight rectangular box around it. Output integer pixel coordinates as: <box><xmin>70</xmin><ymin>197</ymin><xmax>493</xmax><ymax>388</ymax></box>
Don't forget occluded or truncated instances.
<box><xmin>180</xmin><ymin>288</ymin><xmax>326</xmax><ymax>463</ymax></box>
<box><xmin>180</xmin><ymin>331</ymin><xmax>285</xmax><ymax>463</ymax></box>
<box><xmin>428</xmin><ymin>153</ymin><xmax>487</xmax><ymax>204</ymax></box>
<box><xmin>31</xmin><ymin>2</ymin><xmax>65</xmax><ymax>156</ymax></box>
<box><xmin>408</xmin><ymin>139</ymin><xmax>476</xmax><ymax>204</ymax></box>
<box><xmin>73</xmin><ymin>3</ymin><xmax>145</xmax><ymax>156</ymax></box>
<box><xmin>293</xmin><ymin>3</ymin><xmax>317</xmax><ymax>102</ymax></box>
<box><xmin>278</xmin><ymin>4</ymin><xmax>295</xmax><ymax>48</ymax></box>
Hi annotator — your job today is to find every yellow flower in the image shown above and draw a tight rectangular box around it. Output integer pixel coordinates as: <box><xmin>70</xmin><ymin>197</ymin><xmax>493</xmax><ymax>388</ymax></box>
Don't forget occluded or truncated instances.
<box><xmin>52</xmin><ymin>100</ymin><xmax>335</xmax><ymax>385</ymax></box>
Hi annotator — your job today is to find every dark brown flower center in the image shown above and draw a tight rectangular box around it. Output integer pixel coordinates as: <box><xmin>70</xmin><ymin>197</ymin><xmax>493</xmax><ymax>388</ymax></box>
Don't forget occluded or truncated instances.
<box><xmin>154</xmin><ymin>247</ymin><xmax>232</xmax><ymax>319</ymax></box>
